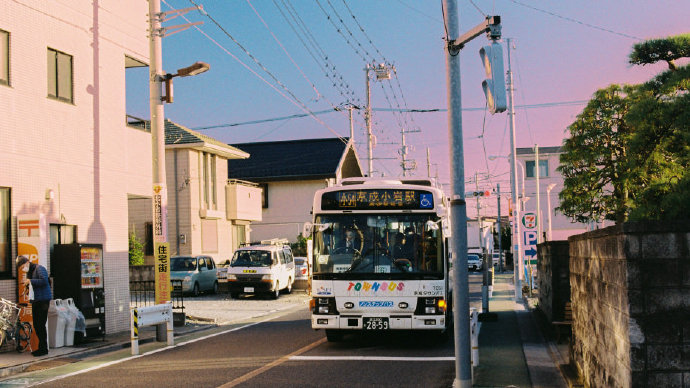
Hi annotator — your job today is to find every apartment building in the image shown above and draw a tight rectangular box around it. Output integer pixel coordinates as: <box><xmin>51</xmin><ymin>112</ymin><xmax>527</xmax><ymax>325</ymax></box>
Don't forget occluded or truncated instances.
<box><xmin>0</xmin><ymin>2</ymin><xmax>151</xmax><ymax>333</ymax></box>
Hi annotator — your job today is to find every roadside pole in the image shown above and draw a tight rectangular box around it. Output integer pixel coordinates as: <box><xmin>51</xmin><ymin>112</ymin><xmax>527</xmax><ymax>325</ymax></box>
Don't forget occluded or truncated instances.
<box><xmin>497</xmin><ymin>184</ymin><xmax>503</xmax><ymax>272</ymax></box>
<box><xmin>443</xmin><ymin>1</ymin><xmax>471</xmax><ymax>386</ymax></box>
<box><xmin>149</xmin><ymin>0</ymin><xmax>169</xmax><ymax>342</ymax></box>
<box><xmin>506</xmin><ymin>39</ymin><xmax>523</xmax><ymax>301</ymax></box>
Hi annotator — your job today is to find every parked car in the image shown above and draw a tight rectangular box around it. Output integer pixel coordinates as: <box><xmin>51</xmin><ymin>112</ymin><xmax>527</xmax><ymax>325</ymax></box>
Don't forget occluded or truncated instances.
<box><xmin>467</xmin><ymin>253</ymin><xmax>482</xmax><ymax>272</ymax></box>
<box><xmin>170</xmin><ymin>255</ymin><xmax>218</xmax><ymax>296</ymax></box>
<box><xmin>226</xmin><ymin>239</ymin><xmax>295</xmax><ymax>299</ymax></box>
<box><xmin>294</xmin><ymin>257</ymin><xmax>309</xmax><ymax>281</ymax></box>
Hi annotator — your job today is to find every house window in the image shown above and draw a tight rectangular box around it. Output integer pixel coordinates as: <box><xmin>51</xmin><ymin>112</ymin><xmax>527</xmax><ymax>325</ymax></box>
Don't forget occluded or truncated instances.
<box><xmin>0</xmin><ymin>29</ymin><xmax>9</xmax><ymax>86</ymax></box>
<box><xmin>0</xmin><ymin>188</ymin><xmax>10</xmax><ymax>277</ymax></box>
<box><xmin>259</xmin><ymin>183</ymin><xmax>268</xmax><ymax>208</ymax></box>
<box><xmin>47</xmin><ymin>48</ymin><xmax>73</xmax><ymax>103</ymax></box>
<box><xmin>210</xmin><ymin>154</ymin><xmax>217</xmax><ymax>208</ymax></box>
<box><xmin>201</xmin><ymin>152</ymin><xmax>217</xmax><ymax>210</ymax></box>
<box><xmin>526</xmin><ymin>160</ymin><xmax>549</xmax><ymax>178</ymax></box>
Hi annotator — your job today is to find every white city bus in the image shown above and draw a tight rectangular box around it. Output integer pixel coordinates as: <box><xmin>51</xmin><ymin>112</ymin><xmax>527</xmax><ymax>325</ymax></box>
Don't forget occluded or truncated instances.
<box><xmin>306</xmin><ymin>177</ymin><xmax>452</xmax><ymax>342</ymax></box>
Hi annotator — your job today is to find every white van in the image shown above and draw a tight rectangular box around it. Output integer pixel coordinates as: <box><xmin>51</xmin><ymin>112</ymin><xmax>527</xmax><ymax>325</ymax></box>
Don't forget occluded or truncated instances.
<box><xmin>226</xmin><ymin>239</ymin><xmax>295</xmax><ymax>299</ymax></box>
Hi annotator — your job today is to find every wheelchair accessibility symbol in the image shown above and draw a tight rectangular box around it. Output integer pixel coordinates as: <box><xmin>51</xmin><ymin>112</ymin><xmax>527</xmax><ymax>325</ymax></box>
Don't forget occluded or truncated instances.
<box><xmin>419</xmin><ymin>193</ymin><xmax>433</xmax><ymax>209</ymax></box>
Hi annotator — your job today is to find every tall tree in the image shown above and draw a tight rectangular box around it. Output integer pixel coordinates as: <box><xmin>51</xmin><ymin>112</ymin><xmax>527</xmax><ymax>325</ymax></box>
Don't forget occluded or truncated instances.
<box><xmin>629</xmin><ymin>33</ymin><xmax>690</xmax><ymax>71</ymax></box>
<box><xmin>557</xmin><ymin>85</ymin><xmax>636</xmax><ymax>223</ymax></box>
<box><xmin>625</xmin><ymin>65</ymin><xmax>690</xmax><ymax>220</ymax></box>
<box><xmin>557</xmin><ymin>34</ymin><xmax>689</xmax><ymax>223</ymax></box>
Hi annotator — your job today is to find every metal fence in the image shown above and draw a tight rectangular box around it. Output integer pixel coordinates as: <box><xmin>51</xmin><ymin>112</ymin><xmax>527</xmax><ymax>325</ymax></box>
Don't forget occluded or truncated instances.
<box><xmin>129</xmin><ymin>280</ymin><xmax>184</xmax><ymax>315</ymax></box>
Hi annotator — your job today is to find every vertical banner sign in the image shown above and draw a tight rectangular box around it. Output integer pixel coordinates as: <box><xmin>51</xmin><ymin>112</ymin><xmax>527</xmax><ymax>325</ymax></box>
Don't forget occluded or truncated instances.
<box><xmin>152</xmin><ymin>185</ymin><xmax>168</xmax><ymax>244</ymax></box>
<box><xmin>153</xmin><ymin>184</ymin><xmax>170</xmax><ymax>304</ymax></box>
<box><xmin>522</xmin><ymin>212</ymin><xmax>538</xmax><ymax>283</ymax></box>
<box><xmin>154</xmin><ymin>242</ymin><xmax>170</xmax><ymax>304</ymax></box>
<box><xmin>17</xmin><ymin>214</ymin><xmax>46</xmax><ymax>351</ymax></box>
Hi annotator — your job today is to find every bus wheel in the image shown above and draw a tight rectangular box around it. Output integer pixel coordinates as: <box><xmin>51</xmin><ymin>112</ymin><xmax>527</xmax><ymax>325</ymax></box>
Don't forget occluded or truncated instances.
<box><xmin>326</xmin><ymin>330</ymin><xmax>344</xmax><ymax>342</ymax></box>
<box><xmin>272</xmin><ymin>283</ymin><xmax>280</xmax><ymax>299</ymax></box>
<box><xmin>285</xmin><ymin>278</ymin><xmax>292</xmax><ymax>294</ymax></box>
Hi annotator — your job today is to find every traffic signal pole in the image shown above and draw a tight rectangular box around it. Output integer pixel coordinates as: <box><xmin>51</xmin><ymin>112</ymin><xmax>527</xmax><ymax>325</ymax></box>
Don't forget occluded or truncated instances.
<box><xmin>444</xmin><ymin>4</ymin><xmax>503</xmax><ymax>386</ymax></box>
<box><xmin>443</xmin><ymin>1</ymin><xmax>471</xmax><ymax>386</ymax></box>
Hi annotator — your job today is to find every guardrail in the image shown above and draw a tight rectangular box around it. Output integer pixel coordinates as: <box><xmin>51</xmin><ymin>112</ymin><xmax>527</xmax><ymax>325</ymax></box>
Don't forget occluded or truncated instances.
<box><xmin>130</xmin><ymin>303</ymin><xmax>173</xmax><ymax>355</ymax></box>
<box><xmin>129</xmin><ymin>280</ymin><xmax>184</xmax><ymax>315</ymax></box>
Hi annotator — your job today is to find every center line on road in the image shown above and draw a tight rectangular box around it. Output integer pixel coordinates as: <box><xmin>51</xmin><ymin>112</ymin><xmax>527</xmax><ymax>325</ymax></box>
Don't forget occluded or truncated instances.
<box><xmin>218</xmin><ymin>337</ymin><xmax>327</xmax><ymax>388</ymax></box>
<box><xmin>289</xmin><ymin>356</ymin><xmax>455</xmax><ymax>361</ymax></box>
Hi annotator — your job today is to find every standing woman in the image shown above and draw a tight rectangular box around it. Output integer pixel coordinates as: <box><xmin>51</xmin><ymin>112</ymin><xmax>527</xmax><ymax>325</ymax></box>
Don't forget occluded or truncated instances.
<box><xmin>16</xmin><ymin>255</ymin><xmax>52</xmax><ymax>357</ymax></box>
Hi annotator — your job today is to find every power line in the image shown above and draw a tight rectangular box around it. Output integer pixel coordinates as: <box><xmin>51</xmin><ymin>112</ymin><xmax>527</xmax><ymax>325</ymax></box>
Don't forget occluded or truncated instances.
<box><xmin>186</xmin><ymin>0</ymin><xmax>348</xmax><ymax>144</ymax></box>
<box><xmin>193</xmin><ymin>100</ymin><xmax>589</xmax><ymax>130</ymax></box>
<box><xmin>508</xmin><ymin>0</ymin><xmax>643</xmax><ymax>41</ymax></box>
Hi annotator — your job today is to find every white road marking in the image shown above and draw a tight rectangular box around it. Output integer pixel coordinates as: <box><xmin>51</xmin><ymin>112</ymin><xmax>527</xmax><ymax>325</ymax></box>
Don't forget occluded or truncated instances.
<box><xmin>289</xmin><ymin>356</ymin><xmax>455</xmax><ymax>361</ymax></box>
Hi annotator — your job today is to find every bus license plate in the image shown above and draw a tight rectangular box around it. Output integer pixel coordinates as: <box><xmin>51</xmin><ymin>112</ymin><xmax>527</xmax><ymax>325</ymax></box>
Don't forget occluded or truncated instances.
<box><xmin>244</xmin><ymin>287</ymin><xmax>254</xmax><ymax>293</ymax></box>
<box><xmin>363</xmin><ymin>317</ymin><xmax>389</xmax><ymax>330</ymax></box>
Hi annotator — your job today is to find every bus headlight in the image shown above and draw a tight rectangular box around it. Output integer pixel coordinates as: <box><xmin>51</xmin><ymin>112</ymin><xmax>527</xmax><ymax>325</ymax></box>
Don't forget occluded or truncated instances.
<box><xmin>261</xmin><ymin>274</ymin><xmax>273</xmax><ymax>283</ymax></box>
<box><xmin>312</xmin><ymin>297</ymin><xmax>339</xmax><ymax>315</ymax></box>
<box><xmin>226</xmin><ymin>274</ymin><xmax>237</xmax><ymax>281</ymax></box>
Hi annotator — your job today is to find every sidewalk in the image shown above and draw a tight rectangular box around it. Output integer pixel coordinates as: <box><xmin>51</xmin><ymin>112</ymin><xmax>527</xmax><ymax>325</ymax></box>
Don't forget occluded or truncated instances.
<box><xmin>473</xmin><ymin>272</ymin><xmax>568</xmax><ymax>388</ymax></box>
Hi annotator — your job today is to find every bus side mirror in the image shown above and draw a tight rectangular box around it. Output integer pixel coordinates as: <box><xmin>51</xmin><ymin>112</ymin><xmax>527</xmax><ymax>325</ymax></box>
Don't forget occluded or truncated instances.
<box><xmin>302</xmin><ymin>223</ymin><xmax>313</xmax><ymax>238</ymax></box>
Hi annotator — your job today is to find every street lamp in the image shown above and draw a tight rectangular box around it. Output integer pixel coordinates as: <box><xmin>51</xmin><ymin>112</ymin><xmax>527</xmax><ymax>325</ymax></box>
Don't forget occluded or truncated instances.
<box><xmin>162</xmin><ymin>62</ymin><xmax>210</xmax><ymax>103</ymax></box>
<box><xmin>546</xmin><ymin>183</ymin><xmax>557</xmax><ymax>241</ymax></box>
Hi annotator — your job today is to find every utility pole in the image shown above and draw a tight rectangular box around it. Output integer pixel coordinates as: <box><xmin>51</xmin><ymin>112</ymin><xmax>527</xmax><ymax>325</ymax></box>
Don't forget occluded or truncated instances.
<box><xmin>401</xmin><ymin>129</ymin><xmax>408</xmax><ymax>177</ymax></box>
<box><xmin>426</xmin><ymin>147</ymin><xmax>432</xmax><ymax>177</ymax></box>
<box><xmin>149</xmin><ymin>0</ymin><xmax>168</xmax><ymax>300</ymax></box>
<box><xmin>497</xmin><ymin>183</ymin><xmax>503</xmax><ymax>272</ymax></box>
<box><xmin>364</xmin><ymin>64</ymin><xmax>373</xmax><ymax>176</ymax></box>
<box><xmin>149</xmin><ymin>0</ymin><xmax>206</xmax><ymax>340</ymax></box>
<box><xmin>335</xmin><ymin>104</ymin><xmax>358</xmax><ymax>142</ymax></box>
<box><xmin>535</xmin><ymin>144</ymin><xmax>541</xmax><ymax>243</ymax></box>
<box><xmin>506</xmin><ymin>38</ymin><xmax>523</xmax><ymax>301</ymax></box>
<box><xmin>476</xmin><ymin>173</ymin><xmax>489</xmax><ymax>314</ymax></box>
<box><xmin>399</xmin><ymin>129</ymin><xmax>418</xmax><ymax>177</ymax></box>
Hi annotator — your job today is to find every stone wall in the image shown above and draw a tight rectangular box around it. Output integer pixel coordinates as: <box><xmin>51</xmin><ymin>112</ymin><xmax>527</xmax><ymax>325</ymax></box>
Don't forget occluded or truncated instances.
<box><xmin>569</xmin><ymin>221</ymin><xmax>690</xmax><ymax>388</ymax></box>
<box><xmin>537</xmin><ymin>240</ymin><xmax>570</xmax><ymax>322</ymax></box>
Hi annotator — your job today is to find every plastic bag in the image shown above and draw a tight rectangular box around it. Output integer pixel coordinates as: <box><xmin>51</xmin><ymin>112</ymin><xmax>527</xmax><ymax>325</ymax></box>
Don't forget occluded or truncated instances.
<box><xmin>74</xmin><ymin>309</ymin><xmax>87</xmax><ymax>335</ymax></box>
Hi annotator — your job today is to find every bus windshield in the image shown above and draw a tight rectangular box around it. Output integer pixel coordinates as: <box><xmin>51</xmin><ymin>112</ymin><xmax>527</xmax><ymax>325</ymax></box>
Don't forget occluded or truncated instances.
<box><xmin>312</xmin><ymin>214</ymin><xmax>444</xmax><ymax>279</ymax></box>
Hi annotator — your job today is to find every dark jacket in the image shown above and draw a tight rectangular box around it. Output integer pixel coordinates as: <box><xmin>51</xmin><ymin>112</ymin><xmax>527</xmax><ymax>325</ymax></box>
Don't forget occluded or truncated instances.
<box><xmin>28</xmin><ymin>263</ymin><xmax>52</xmax><ymax>302</ymax></box>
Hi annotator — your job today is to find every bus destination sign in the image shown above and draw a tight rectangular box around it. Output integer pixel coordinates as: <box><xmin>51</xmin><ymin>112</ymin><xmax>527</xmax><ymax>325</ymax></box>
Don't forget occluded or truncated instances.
<box><xmin>321</xmin><ymin>189</ymin><xmax>434</xmax><ymax>210</ymax></box>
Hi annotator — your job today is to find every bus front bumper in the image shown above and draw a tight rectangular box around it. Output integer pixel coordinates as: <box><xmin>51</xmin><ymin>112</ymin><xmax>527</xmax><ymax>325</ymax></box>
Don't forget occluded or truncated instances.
<box><xmin>311</xmin><ymin>315</ymin><xmax>446</xmax><ymax>330</ymax></box>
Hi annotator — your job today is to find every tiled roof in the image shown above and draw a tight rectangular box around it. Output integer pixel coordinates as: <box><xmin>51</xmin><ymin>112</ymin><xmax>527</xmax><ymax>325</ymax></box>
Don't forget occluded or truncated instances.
<box><xmin>228</xmin><ymin>138</ymin><xmax>353</xmax><ymax>181</ymax></box>
<box><xmin>128</xmin><ymin>118</ymin><xmax>248</xmax><ymax>158</ymax></box>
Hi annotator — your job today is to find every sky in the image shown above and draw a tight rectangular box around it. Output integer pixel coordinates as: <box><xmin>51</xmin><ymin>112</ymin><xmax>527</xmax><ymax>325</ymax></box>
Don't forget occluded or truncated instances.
<box><xmin>126</xmin><ymin>0</ymin><xmax>689</xmax><ymax>217</ymax></box>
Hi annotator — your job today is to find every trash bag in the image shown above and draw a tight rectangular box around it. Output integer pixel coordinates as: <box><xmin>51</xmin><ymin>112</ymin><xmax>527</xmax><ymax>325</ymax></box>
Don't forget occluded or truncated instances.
<box><xmin>74</xmin><ymin>309</ymin><xmax>87</xmax><ymax>335</ymax></box>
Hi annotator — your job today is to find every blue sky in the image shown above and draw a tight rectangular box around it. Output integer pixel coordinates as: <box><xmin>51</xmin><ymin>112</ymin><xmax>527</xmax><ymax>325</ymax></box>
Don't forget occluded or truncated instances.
<box><xmin>126</xmin><ymin>0</ymin><xmax>689</xmax><ymax>215</ymax></box>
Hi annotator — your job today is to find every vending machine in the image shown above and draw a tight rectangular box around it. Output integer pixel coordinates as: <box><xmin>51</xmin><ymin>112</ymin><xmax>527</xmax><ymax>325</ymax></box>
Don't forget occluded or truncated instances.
<box><xmin>52</xmin><ymin>243</ymin><xmax>105</xmax><ymax>339</ymax></box>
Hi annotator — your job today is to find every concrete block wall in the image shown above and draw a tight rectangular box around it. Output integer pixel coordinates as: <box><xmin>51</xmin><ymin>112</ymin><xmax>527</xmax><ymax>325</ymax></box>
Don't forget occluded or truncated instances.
<box><xmin>537</xmin><ymin>240</ymin><xmax>570</xmax><ymax>322</ymax></box>
<box><xmin>569</xmin><ymin>221</ymin><xmax>690</xmax><ymax>387</ymax></box>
